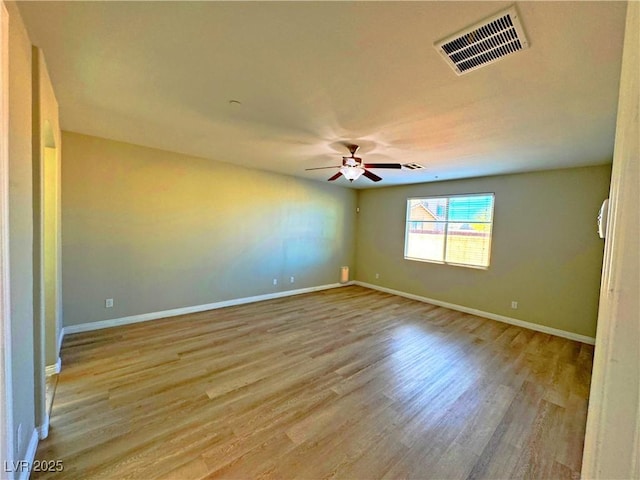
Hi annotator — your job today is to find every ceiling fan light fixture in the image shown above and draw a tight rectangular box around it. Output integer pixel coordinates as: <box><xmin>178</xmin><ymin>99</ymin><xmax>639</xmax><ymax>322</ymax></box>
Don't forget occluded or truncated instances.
<box><xmin>340</xmin><ymin>165</ymin><xmax>364</xmax><ymax>182</ymax></box>
<box><xmin>307</xmin><ymin>144</ymin><xmax>401</xmax><ymax>183</ymax></box>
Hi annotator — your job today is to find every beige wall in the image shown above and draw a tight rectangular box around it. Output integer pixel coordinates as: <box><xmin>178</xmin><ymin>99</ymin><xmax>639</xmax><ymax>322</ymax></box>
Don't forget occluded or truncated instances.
<box><xmin>43</xmin><ymin>145</ymin><xmax>59</xmax><ymax>367</ymax></box>
<box><xmin>4</xmin><ymin>1</ymin><xmax>61</xmax><ymax>460</ymax></box>
<box><xmin>61</xmin><ymin>131</ymin><xmax>357</xmax><ymax>327</ymax></box>
<box><xmin>33</xmin><ymin>48</ymin><xmax>62</xmax><ymax>369</ymax></box>
<box><xmin>31</xmin><ymin>46</ymin><xmax>62</xmax><ymax>437</ymax></box>
<box><xmin>355</xmin><ymin>165</ymin><xmax>611</xmax><ymax>338</ymax></box>
<box><xmin>6</xmin><ymin>0</ymin><xmax>34</xmax><ymax>462</ymax></box>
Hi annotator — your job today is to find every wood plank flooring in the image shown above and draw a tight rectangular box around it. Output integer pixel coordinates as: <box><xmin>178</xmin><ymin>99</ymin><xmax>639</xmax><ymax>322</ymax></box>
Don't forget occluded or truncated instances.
<box><xmin>33</xmin><ymin>286</ymin><xmax>593</xmax><ymax>479</ymax></box>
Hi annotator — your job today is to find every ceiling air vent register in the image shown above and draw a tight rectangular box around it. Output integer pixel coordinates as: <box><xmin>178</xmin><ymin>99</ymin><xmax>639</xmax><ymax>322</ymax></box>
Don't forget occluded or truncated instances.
<box><xmin>434</xmin><ymin>6</ymin><xmax>529</xmax><ymax>75</ymax></box>
<box><xmin>403</xmin><ymin>163</ymin><xmax>425</xmax><ymax>170</ymax></box>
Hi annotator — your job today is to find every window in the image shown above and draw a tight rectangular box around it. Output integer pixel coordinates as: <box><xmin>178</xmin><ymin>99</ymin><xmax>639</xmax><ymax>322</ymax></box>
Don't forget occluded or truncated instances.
<box><xmin>404</xmin><ymin>193</ymin><xmax>495</xmax><ymax>268</ymax></box>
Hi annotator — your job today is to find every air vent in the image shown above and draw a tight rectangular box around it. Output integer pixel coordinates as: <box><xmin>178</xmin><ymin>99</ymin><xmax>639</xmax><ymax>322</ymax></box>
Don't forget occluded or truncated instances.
<box><xmin>434</xmin><ymin>6</ymin><xmax>529</xmax><ymax>75</ymax></box>
<box><xmin>403</xmin><ymin>163</ymin><xmax>425</xmax><ymax>170</ymax></box>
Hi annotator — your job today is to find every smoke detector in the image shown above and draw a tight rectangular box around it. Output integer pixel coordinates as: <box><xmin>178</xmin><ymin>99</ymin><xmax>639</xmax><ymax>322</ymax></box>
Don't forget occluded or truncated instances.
<box><xmin>434</xmin><ymin>5</ymin><xmax>529</xmax><ymax>75</ymax></box>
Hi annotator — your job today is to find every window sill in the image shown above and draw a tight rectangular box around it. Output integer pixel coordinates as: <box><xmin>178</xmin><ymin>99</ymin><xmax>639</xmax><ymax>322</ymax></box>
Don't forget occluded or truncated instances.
<box><xmin>404</xmin><ymin>256</ymin><xmax>489</xmax><ymax>270</ymax></box>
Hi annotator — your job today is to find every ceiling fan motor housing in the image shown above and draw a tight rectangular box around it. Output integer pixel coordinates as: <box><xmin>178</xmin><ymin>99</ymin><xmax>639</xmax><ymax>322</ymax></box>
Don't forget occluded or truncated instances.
<box><xmin>306</xmin><ymin>143</ymin><xmax>400</xmax><ymax>182</ymax></box>
<box><xmin>343</xmin><ymin>156</ymin><xmax>362</xmax><ymax>167</ymax></box>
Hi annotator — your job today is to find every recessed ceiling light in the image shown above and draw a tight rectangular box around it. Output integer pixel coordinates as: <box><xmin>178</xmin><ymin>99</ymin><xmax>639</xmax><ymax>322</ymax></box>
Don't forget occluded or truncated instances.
<box><xmin>228</xmin><ymin>100</ymin><xmax>242</xmax><ymax>105</ymax></box>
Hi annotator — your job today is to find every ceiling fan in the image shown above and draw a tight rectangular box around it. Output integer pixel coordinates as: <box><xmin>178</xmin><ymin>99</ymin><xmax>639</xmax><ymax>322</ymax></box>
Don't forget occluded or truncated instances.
<box><xmin>305</xmin><ymin>144</ymin><xmax>402</xmax><ymax>182</ymax></box>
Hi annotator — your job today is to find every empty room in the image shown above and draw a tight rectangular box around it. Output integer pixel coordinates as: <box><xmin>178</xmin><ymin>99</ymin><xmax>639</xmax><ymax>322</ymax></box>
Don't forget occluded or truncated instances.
<box><xmin>1</xmin><ymin>1</ymin><xmax>638</xmax><ymax>480</ymax></box>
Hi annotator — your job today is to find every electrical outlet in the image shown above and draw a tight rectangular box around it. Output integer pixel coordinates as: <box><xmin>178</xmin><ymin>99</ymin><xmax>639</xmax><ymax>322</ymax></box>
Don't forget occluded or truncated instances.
<box><xmin>375</xmin><ymin>273</ymin><xmax>380</xmax><ymax>279</ymax></box>
<box><xmin>105</xmin><ymin>298</ymin><xmax>114</xmax><ymax>308</ymax></box>
<box><xmin>290</xmin><ymin>276</ymin><xmax>295</xmax><ymax>284</ymax></box>
<box><xmin>511</xmin><ymin>301</ymin><xmax>518</xmax><ymax>309</ymax></box>
<box><xmin>272</xmin><ymin>278</ymin><xmax>278</xmax><ymax>286</ymax></box>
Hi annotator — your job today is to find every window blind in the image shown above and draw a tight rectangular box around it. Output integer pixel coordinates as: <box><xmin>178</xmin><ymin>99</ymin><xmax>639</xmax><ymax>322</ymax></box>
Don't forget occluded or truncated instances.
<box><xmin>405</xmin><ymin>193</ymin><xmax>494</xmax><ymax>268</ymax></box>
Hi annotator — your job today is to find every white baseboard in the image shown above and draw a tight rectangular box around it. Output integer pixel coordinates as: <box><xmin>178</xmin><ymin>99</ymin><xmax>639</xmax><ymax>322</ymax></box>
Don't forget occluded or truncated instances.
<box><xmin>45</xmin><ymin>357</ymin><xmax>61</xmax><ymax>377</ymax></box>
<box><xmin>63</xmin><ymin>282</ymin><xmax>350</xmax><ymax>336</ymax></box>
<box><xmin>36</xmin><ymin>413</ymin><xmax>49</xmax><ymax>440</ymax></box>
<box><xmin>16</xmin><ymin>428</ymin><xmax>39</xmax><ymax>480</ymax></box>
<box><xmin>354</xmin><ymin>281</ymin><xmax>596</xmax><ymax>345</ymax></box>
<box><xmin>57</xmin><ymin>328</ymin><xmax>64</xmax><ymax>356</ymax></box>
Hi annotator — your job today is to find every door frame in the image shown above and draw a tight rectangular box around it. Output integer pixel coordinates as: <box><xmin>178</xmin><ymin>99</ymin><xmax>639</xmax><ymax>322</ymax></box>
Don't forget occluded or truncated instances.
<box><xmin>1</xmin><ymin>0</ymin><xmax>15</xmax><ymax>475</ymax></box>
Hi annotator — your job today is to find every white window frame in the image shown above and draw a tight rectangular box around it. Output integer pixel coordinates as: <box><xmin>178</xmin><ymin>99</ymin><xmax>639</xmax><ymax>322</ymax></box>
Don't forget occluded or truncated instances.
<box><xmin>404</xmin><ymin>193</ymin><xmax>495</xmax><ymax>269</ymax></box>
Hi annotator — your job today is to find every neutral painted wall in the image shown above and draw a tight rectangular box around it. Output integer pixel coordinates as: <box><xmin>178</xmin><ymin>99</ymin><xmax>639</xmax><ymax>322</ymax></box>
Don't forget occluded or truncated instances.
<box><xmin>355</xmin><ymin>165</ymin><xmax>611</xmax><ymax>338</ymax></box>
<box><xmin>31</xmin><ymin>46</ymin><xmax>62</xmax><ymax>437</ymax></box>
<box><xmin>6</xmin><ymin>0</ymin><xmax>35</xmax><ymax>463</ymax></box>
<box><xmin>32</xmin><ymin>47</ymin><xmax>62</xmax><ymax>371</ymax></box>
<box><xmin>582</xmin><ymin>1</ymin><xmax>640</xmax><ymax>477</ymax></box>
<box><xmin>61</xmin><ymin>131</ymin><xmax>357</xmax><ymax>327</ymax></box>
<box><xmin>43</xmin><ymin>146</ymin><xmax>59</xmax><ymax>367</ymax></box>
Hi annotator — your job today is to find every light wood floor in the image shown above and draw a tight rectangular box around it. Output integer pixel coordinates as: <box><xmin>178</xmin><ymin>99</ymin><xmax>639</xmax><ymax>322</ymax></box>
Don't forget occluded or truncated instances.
<box><xmin>34</xmin><ymin>286</ymin><xmax>593</xmax><ymax>479</ymax></box>
<box><xmin>45</xmin><ymin>373</ymin><xmax>59</xmax><ymax>417</ymax></box>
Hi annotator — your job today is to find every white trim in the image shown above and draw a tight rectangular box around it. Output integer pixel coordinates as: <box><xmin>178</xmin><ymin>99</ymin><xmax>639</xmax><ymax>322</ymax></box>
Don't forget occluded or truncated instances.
<box><xmin>354</xmin><ymin>281</ymin><xmax>596</xmax><ymax>345</ymax></box>
<box><xmin>16</xmin><ymin>429</ymin><xmax>38</xmax><ymax>480</ymax></box>
<box><xmin>63</xmin><ymin>283</ymin><xmax>351</xmax><ymax>335</ymax></box>
<box><xmin>36</xmin><ymin>414</ymin><xmax>48</xmax><ymax>440</ymax></box>
<box><xmin>56</xmin><ymin>328</ymin><xmax>63</xmax><ymax>357</ymax></box>
<box><xmin>0</xmin><ymin>1</ymin><xmax>14</xmax><ymax>476</ymax></box>
<box><xmin>582</xmin><ymin>2</ymin><xmax>640</xmax><ymax>477</ymax></box>
<box><xmin>45</xmin><ymin>358</ymin><xmax>60</xmax><ymax>377</ymax></box>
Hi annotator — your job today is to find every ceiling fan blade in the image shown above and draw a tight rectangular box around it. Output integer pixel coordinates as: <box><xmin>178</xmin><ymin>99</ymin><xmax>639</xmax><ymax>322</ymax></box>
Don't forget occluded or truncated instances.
<box><xmin>362</xmin><ymin>169</ymin><xmax>382</xmax><ymax>182</ymax></box>
<box><xmin>363</xmin><ymin>163</ymin><xmax>402</xmax><ymax>169</ymax></box>
<box><xmin>328</xmin><ymin>172</ymin><xmax>343</xmax><ymax>181</ymax></box>
<box><xmin>305</xmin><ymin>166</ymin><xmax>341</xmax><ymax>171</ymax></box>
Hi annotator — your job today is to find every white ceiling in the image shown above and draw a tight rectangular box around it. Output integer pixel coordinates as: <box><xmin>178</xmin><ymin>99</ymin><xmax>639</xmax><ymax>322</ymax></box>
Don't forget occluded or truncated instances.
<box><xmin>17</xmin><ymin>1</ymin><xmax>627</xmax><ymax>189</ymax></box>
